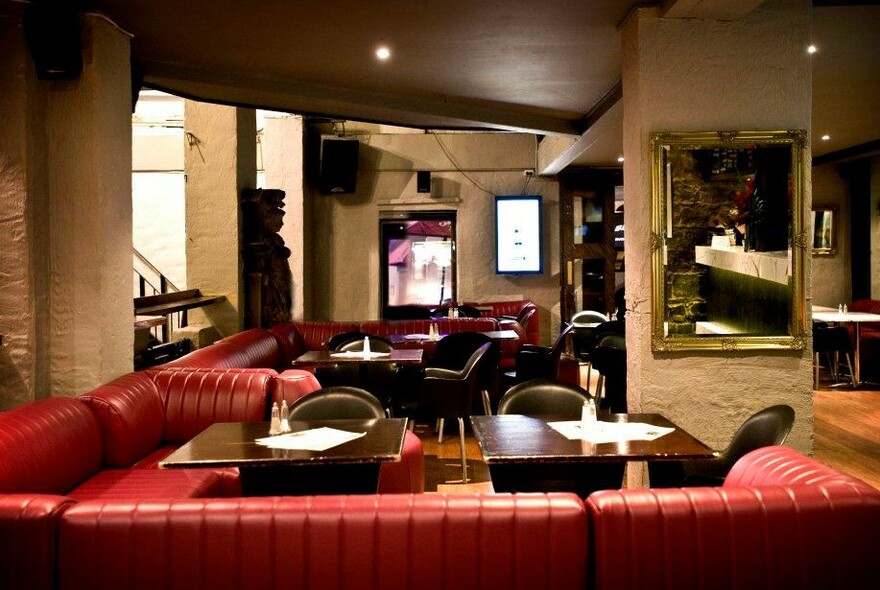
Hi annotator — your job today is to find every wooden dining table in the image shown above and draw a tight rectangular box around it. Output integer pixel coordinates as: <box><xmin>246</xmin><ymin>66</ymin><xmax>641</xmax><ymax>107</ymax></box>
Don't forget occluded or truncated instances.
<box><xmin>470</xmin><ymin>413</ymin><xmax>713</xmax><ymax>497</ymax></box>
<box><xmin>160</xmin><ymin>418</ymin><xmax>408</xmax><ymax>496</ymax></box>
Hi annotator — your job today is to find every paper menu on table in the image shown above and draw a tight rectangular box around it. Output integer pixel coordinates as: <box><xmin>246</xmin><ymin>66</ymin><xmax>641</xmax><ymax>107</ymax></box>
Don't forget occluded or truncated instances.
<box><xmin>547</xmin><ymin>421</ymin><xmax>675</xmax><ymax>444</ymax></box>
<box><xmin>255</xmin><ymin>427</ymin><xmax>366</xmax><ymax>451</ymax></box>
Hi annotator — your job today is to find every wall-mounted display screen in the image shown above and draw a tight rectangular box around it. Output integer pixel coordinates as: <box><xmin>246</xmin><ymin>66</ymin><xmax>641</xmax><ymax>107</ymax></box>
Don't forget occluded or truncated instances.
<box><xmin>495</xmin><ymin>195</ymin><xmax>543</xmax><ymax>274</ymax></box>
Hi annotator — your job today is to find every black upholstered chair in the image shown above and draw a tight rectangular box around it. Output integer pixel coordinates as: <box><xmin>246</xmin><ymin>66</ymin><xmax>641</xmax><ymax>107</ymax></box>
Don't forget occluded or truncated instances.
<box><xmin>430</xmin><ymin>331</ymin><xmax>498</xmax><ymax>414</ymax></box>
<box><xmin>286</xmin><ymin>386</ymin><xmax>385</xmax><ymax>420</ymax></box>
<box><xmin>497</xmin><ymin>379</ymin><xmax>592</xmax><ymax>418</ymax></box>
<box><xmin>420</xmin><ymin>342</ymin><xmax>491</xmax><ymax>483</ymax></box>
<box><xmin>590</xmin><ymin>332</ymin><xmax>626</xmax><ymax>413</ymax></box>
<box><xmin>813</xmin><ymin>323</ymin><xmax>857</xmax><ymax>388</ymax></box>
<box><xmin>648</xmin><ymin>404</ymin><xmax>796</xmax><ymax>488</ymax></box>
<box><xmin>313</xmin><ymin>334</ymin><xmax>397</xmax><ymax>412</ymax></box>
<box><xmin>504</xmin><ymin>323</ymin><xmax>575</xmax><ymax>387</ymax></box>
<box><xmin>455</xmin><ymin>304</ymin><xmax>482</xmax><ymax>318</ymax></box>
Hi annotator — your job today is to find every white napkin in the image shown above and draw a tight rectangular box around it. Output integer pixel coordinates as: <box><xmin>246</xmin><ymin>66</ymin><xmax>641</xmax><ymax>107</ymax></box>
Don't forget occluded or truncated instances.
<box><xmin>547</xmin><ymin>420</ymin><xmax>675</xmax><ymax>444</ymax></box>
<box><xmin>255</xmin><ymin>427</ymin><xmax>366</xmax><ymax>451</ymax></box>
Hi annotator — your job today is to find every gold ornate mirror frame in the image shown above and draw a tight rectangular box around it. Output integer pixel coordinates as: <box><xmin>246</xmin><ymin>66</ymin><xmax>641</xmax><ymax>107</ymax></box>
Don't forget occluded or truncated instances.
<box><xmin>651</xmin><ymin>130</ymin><xmax>808</xmax><ymax>352</ymax></box>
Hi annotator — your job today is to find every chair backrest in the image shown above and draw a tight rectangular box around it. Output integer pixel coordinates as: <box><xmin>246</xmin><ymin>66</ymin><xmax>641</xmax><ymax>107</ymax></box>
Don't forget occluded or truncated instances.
<box><xmin>517</xmin><ymin>306</ymin><xmax>537</xmax><ymax>331</ymax></box>
<box><xmin>336</xmin><ymin>334</ymin><xmax>394</xmax><ymax>352</ymax></box>
<box><xmin>717</xmin><ymin>404</ymin><xmax>796</xmax><ymax>472</ymax></box>
<box><xmin>590</xmin><ymin>333</ymin><xmax>627</xmax><ymax>413</ymax></box>
<box><xmin>497</xmin><ymin>379</ymin><xmax>592</xmax><ymax>417</ymax></box>
<box><xmin>431</xmin><ymin>332</ymin><xmax>493</xmax><ymax>370</ymax></box>
<box><xmin>571</xmin><ymin>310</ymin><xmax>608</xmax><ymax>325</ymax></box>
<box><xmin>549</xmin><ymin>323</ymin><xmax>575</xmax><ymax>365</ymax></box>
<box><xmin>327</xmin><ymin>330</ymin><xmax>368</xmax><ymax>351</ymax></box>
<box><xmin>455</xmin><ymin>304</ymin><xmax>482</xmax><ymax>318</ymax></box>
<box><xmin>286</xmin><ymin>386</ymin><xmax>386</xmax><ymax>420</ymax></box>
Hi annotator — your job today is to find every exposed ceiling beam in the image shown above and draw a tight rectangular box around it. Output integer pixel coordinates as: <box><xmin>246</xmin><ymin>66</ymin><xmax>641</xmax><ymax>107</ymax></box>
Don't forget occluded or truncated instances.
<box><xmin>145</xmin><ymin>62</ymin><xmax>582</xmax><ymax>136</ymax></box>
<box><xmin>538</xmin><ymin>82</ymin><xmax>622</xmax><ymax>175</ymax></box>
<box><xmin>662</xmin><ymin>0</ymin><xmax>768</xmax><ymax>20</ymax></box>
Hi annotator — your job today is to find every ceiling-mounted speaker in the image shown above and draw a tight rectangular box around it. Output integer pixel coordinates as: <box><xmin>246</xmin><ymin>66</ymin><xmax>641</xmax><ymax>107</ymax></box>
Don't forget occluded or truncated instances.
<box><xmin>318</xmin><ymin>136</ymin><xmax>359</xmax><ymax>194</ymax></box>
<box><xmin>24</xmin><ymin>4</ymin><xmax>83</xmax><ymax>80</ymax></box>
<box><xmin>417</xmin><ymin>171</ymin><xmax>431</xmax><ymax>194</ymax></box>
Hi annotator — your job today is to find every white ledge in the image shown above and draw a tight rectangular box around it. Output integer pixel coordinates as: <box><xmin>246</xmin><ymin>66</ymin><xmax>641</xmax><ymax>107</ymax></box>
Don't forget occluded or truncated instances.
<box><xmin>695</xmin><ymin>246</ymin><xmax>790</xmax><ymax>286</ymax></box>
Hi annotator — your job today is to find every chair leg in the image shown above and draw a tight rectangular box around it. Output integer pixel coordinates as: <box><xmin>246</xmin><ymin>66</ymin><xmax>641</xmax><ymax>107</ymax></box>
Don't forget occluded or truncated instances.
<box><xmin>585</xmin><ymin>363</ymin><xmax>592</xmax><ymax>394</ymax></box>
<box><xmin>814</xmin><ymin>352</ymin><xmax>820</xmax><ymax>388</ymax></box>
<box><xmin>437</xmin><ymin>418</ymin><xmax>444</xmax><ymax>444</ymax></box>
<box><xmin>457</xmin><ymin>416</ymin><xmax>468</xmax><ymax>484</ymax></box>
<box><xmin>844</xmin><ymin>353</ymin><xmax>857</xmax><ymax>387</ymax></box>
<box><xmin>481</xmin><ymin>389</ymin><xmax>491</xmax><ymax>415</ymax></box>
<box><xmin>595</xmin><ymin>374</ymin><xmax>605</xmax><ymax>402</ymax></box>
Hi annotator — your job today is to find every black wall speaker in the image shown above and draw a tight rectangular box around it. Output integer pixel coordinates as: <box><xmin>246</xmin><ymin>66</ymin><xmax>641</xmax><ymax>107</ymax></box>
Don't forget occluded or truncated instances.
<box><xmin>24</xmin><ymin>4</ymin><xmax>83</xmax><ymax>80</ymax></box>
<box><xmin>318</xmin><ymin>136</ymin><xmax>359</xmax><ymax>194</ymax></box>
<box><xmin>417</xmin><ymin>171</ymin><xmax>431</xmax><ymax>193</ymax></box>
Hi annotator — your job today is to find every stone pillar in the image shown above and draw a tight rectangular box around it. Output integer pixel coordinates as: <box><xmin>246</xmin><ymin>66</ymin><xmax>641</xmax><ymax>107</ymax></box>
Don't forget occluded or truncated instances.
<box><xmin>183</xmin><ymin>101</ymin><xmax>256</xmax><ymax>338</ymax></box>
<box><xmin>621</xmin><ymin>0</ymin><xmax>814</xmax><ymax>456</ymax></box>
<box><xmin>0</xmin><ymin>14</ymin><xmax>133</xmax><ymax>406</ymax></box>
<box><xmin>263</xmin><ymin>113</ymin><xmax>306</xmax><ymax>319</ymax></box>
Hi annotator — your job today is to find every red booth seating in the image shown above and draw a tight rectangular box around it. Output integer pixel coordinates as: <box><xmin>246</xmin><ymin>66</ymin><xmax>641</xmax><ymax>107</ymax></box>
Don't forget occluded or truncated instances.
<box><xmin>3</xmin><ymin>441</ymin><xmax>877</xmax><ymax>590</ymax></box>
<box><xmin>57</xmin><ymin>493</ymin><xmax>588</xmax><ymax>590</ymax></box>
<box><xmin>586</xmin><ymin>445</ymin><xmax>880</xmax><ymax>590</ymax></box>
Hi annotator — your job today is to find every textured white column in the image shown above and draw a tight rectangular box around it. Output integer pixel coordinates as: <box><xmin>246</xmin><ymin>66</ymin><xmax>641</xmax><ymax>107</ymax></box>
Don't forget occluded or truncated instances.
<box><xmin>183</xmin><ymin>101</ymin><xmax>256</xmax><ymax>337</ymax></box>
<box><xmin>263</xmin><ymin>114</ymin><xmax>305</xmax><ymax>319</ymax></box>
<box><xmin>39</xmin><ymin>16</ymin><xmax>132</xmax><ymax>398</ymax></box>
<box><xmin>621</xmin><ymin>0</ymin><xmax>813</xmax><ymax>456</ymax></box>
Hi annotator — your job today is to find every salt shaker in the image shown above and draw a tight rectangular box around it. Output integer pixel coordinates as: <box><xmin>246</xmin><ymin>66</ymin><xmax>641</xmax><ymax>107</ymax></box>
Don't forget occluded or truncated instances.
<box><xmin>844</xmin><ymin>304</ymin><xmax>848</xmax><ymax>314</ymax></box>
<box><xmin>279</xmin><ymin>399</ymin><xmax>291</xmax><ymax>433</ymax></box>
<box><xmin>363</xmin><ymin>336</ymin><xmax>371</xmax><ymax>355</ymax></box>
<box><xmin>269</xmin><ymin>402</ymin><xmax>282</xmax><ymax>435</ymax></box>
<box><xmin>581</xmin><ymin>398</ymin><xmax>597</xmax><ymax>431</ymax></box>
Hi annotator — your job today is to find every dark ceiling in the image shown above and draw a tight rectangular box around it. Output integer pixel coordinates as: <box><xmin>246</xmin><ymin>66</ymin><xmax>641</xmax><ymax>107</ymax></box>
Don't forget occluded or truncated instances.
<box><xmin>13</xmin><ymin>0</ymin><xmax>880</xmax><ymax>167</ymax></box>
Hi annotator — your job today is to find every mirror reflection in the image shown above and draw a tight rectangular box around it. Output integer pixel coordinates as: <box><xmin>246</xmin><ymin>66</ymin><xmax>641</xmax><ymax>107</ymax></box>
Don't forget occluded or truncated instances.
<box><xmin>651</xmin><ymin>131</ymin><xmax>807</xmax><ymax>351</ymax></box>
<box><xmin>811</xmin><ymin>206</ymin><xmax>836</xmax><ymax>256</ymax></box>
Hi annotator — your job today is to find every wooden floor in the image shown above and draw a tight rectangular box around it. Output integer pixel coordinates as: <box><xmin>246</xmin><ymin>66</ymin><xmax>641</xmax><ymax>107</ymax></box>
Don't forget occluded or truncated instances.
<box><xmin>419</xmin><ymin>380</ymin><xmax>880</xmax><ymax>493</ymax></box>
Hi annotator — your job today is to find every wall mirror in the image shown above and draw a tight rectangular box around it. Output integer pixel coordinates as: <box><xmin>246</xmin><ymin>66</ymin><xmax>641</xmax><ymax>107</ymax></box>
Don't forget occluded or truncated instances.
<box><xmin>651</xmin><ymin>130</ymin><xmax>807</xmax><ymax>351</ymax></box>
<box><xmin>811</xmin><ymin>205</ymin><xmax>837</xmax><ymax>256</ymax></box>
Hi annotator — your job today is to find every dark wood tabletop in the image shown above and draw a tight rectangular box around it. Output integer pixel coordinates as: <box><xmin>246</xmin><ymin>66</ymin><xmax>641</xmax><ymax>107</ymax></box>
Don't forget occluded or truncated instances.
<box><xmin>160</xmin><ymin>418</ymin><xmax>408</xmax><ymax>469</ymax></box>
<box><xmin>470</xmin><ymin>413</ymin><xmax>714</xmax><ymax>464</ymax></box>
<box><xmin>160</xmin><ymin>418</ymin><xmax>409</xmax><ymax>496</ymax></box>
<box><xmin>292</xmin><ymin>349</ymin><xmax>423</xmax><ymax>366</ymax></box>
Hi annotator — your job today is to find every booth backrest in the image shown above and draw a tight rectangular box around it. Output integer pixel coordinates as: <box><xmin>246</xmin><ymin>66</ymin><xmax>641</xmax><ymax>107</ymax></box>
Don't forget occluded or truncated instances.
<box><xmin>58</xmin><ymin>493</ymin><xmax>588</xmax><ymax>590</ymax></box>
<box><xmin>79</xmin><ymin>372</ymin><xmax>166</xmax><ymax>468</ymax></box>
<box><xmin>0</xmin><ymin>398</ymin><xmax>102</xmax><ymax>495</ymax></box>
<box><xmin>586</xmin><ymin>446</ymin><xmax>880</xmax><ymax>590</ymax></box>
<box><xmin>163</xmin><ymin>328</ymin><xmax>284</xmax><ymax>370</ymax></box>
<box><xmin>151</xmin><ymin>368</ymin><xmax>275</xmax><ymax>443</ymax></box>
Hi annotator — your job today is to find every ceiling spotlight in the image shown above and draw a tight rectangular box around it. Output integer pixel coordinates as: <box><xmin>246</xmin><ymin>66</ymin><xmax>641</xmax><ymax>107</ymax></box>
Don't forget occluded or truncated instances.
<box><xmin>821</xmin><ymin>134</ymin><xmax>831</xmax><ymax>141</ymax></box>
<box><xmin>376</xmin><ymin>46</ymin><xmax>391</xmax><ymax>61</ymax></box>
<box><xmin>807</xmin><ymin>45</ymin><xmax>817</xmax><ymax>54</ymax></box>
<box><xmin>617</xmin><ymin>156</ymin><xmax>625</xmax><ymax>163</ymax></box>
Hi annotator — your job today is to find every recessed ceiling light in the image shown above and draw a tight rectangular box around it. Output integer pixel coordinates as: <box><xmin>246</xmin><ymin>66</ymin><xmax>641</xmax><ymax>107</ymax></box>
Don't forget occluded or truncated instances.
<box><xmin>376</xmin><ymin>46</ymin><xmax>391</xmax><ymax>61</ymax></box>
<box><xmin>617</xmin><ymin>156</ymin><xmax>625</xmax><ymax>163</ymax></box>
<box><xmin>807</xmin><ymin>45</ymin><xmax>817</xmax><ymax>54</ymax></box>
<box><xmin>821</xmin><ymin>134</ymin><xmax>831</xmax><ymax>141</ymax></box>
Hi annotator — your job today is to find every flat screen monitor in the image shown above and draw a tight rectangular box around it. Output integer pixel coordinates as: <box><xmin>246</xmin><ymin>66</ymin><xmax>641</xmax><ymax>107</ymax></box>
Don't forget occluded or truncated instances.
<box><xmin>495</xmin><ymin>195</ymin><xmax>543</xmax><ymax>274</ymax></box>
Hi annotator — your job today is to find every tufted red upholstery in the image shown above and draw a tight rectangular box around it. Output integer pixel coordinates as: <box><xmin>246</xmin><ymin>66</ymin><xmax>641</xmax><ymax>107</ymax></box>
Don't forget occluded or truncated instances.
<box><xmin>68</xmin><ymin>469</ymin><xmax>225</xmax><ymax>501</ymax></box>
<box><xmin>151</xmin><ymin>368</ymin><xmax>275</xmax><ymax>442</ymax></box>
<box><xmin>79</xmin><ymin>371</ymin><xmax>165</xmax><ymax>467</ymax></box>
<box><xmin>0</xmin><ymin>494</ymin><xmax>75</xmax><ymax>590</ymax></box>
<box><xmin>270</xmin><ymin>369</ymin><xmax>323</xmax><ymax>406</ymax></box>
<box><xmin>0</xmin><ymin>397</ymin><xmax>102</xmax><ymax>495</ymax></box>
<box><xmin>586</xmin><ymin>446</ymin><xmax>880</xmax><ymax>590</ymax></box>
<box><xmin>58</xmin><ymin>493</ymin><xmax>587</xmax><ymax>590</ymax></box>
<box><xmin>377</xmin><ymin>430</ymin><xmax>426</xmax><ymax>494</ymax></box>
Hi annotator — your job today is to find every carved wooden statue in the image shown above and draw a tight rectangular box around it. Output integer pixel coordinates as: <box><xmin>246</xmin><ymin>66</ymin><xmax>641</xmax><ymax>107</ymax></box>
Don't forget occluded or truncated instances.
<box><xmin>242</xmin><ymin>188</ymin><xmax>292</xmax><ymax>327</ymax></box>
